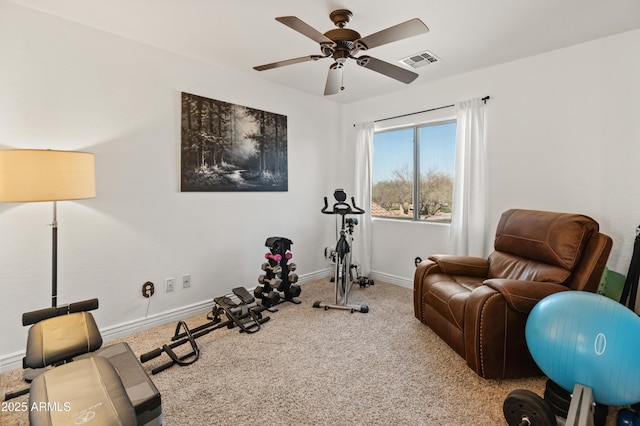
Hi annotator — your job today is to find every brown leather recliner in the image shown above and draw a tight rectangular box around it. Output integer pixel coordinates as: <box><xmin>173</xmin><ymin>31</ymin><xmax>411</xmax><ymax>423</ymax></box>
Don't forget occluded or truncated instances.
<box><xmin>414</xmin><ymin>209</ymin><xmax>613</xmax><ymax>379</ymax></box>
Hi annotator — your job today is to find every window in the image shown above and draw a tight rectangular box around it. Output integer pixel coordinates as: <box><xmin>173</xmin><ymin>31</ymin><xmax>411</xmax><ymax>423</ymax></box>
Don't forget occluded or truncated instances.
<box><xmin>372</xmin><ymin>120</ymin><xmax>456</xmax><ymax>222</ymax></box>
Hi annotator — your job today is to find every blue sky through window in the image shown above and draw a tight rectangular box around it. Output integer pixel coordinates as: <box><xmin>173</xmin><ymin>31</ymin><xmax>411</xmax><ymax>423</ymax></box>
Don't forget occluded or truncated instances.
<box><xmin>373</xmin><ymin>121</ymin><xmax>456</xmax><ymax>183</ymax></box>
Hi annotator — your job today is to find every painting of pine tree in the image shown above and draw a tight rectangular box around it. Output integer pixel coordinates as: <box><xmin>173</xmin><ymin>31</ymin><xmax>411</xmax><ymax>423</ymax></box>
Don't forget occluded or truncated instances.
<box><xmin>181</xmin><ymin>92</ymin><xmax>288</xmax><ymax>192</ymax></box>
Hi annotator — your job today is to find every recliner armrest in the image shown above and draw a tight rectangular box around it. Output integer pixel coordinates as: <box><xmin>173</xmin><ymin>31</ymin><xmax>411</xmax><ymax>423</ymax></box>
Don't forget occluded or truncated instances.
<box><xmin>483</xmin><ymin>279</ymin><xmax>569</xmax><ymax>314</ymax></box>
<box><xmin>428</xmin><ymin>254</ymin><xmax>489</xmax><ymax>277</ymax></box>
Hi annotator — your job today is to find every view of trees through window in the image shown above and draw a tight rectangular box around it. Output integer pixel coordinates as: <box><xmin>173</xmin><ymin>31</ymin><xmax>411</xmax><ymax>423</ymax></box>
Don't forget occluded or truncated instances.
<box><xmin>372</xmin><ymin>121</ymin><xmax>456</xmax><ymax>222</ymax></box>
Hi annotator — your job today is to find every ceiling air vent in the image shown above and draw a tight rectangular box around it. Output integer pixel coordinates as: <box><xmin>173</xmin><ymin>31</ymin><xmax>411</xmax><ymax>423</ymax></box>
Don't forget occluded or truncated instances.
<box><xmin>399</xmin><ymin>50</ymin><xmax>440</xmax><ymax>69</ymax></box>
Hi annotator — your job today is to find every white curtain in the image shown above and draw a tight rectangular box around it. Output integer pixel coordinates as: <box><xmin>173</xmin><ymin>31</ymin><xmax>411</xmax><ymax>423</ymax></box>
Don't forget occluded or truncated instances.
<box><xmin>353</xmin><ymin>122</ymin><xmax>374</xmax><ymax>276</ymax></box>
<box><xmin>449</xmin><ymin>98</ymin><xmax>487</xmax><ymax>257</ymax></box>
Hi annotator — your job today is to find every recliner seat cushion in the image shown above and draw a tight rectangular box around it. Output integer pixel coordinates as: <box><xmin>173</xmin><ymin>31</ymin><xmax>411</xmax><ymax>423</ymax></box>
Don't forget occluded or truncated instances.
<box><xmin>422</xmin><ymin>273</ymin><xmax>484</xmax><ymax>330</ymax></box>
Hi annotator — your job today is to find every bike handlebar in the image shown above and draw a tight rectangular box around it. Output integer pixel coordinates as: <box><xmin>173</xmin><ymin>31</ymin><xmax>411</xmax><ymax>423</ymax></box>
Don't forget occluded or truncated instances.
<box><xmin>321</xmin><ymin>193</ymin><xmax>365</xmax><ymax>216</ymax></box>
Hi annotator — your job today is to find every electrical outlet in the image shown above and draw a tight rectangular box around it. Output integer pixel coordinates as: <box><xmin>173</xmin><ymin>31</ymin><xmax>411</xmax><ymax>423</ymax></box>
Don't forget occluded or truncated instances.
<box><xmin>182</xmin><ymin>274</ymin><xmax>191</xmax><ymax>289</ymax></box>
<box><xmin>142</xmin><ymin>281</ymin><xmax>155</xmax><ymax>298</ymax></box>
<box><xmin>165</xmin><ymin>278</ymin><xmax>175</xmax><ymax>292</ymax></box>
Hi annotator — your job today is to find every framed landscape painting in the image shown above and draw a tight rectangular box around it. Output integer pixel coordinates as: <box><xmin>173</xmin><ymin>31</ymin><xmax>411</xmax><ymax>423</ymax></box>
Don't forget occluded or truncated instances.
<box><xmin>180</xmin><ymin>92</ymin><xmax>288</xmax><ymax>192</ymax></box>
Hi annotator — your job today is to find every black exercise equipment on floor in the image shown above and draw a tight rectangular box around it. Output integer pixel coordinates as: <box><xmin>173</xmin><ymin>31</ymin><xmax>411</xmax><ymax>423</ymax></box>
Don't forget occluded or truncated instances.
<box><xmin>313</xmin><ymin>189</ymin><xmax>370</xmax><ymax>313</ymax></box>
<box><xmin>140</xmin><ymin>286</ymin><xmax>269</xmax><ymax>374</ymax></box>
<box><xmin>543</xmin><ymin>379</ymin><xmax>608</xmax><ymax>426</ymax></box>
<box><xmin>255</xmin><ymin>236</ymin><xmax>301</xmax><ymax>308</ymax></box>
<box><xmin>620</xmin><ymin>225</ymin><xmax>640</xmax><ymax>310</ymax></box>
<box><xmin>503</xmin><ymin>389</ymin><xmax>557</xmax><ymax>426</ymax></box>
<box><xmin>504</xmin><ymin>380</ymin><xmax>610</xmax><ymax>426</ymax></box>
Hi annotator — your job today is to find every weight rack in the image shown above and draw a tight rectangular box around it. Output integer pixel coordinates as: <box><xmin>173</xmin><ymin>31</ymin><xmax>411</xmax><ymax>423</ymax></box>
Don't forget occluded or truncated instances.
<box><xmin>255</xmin><ymin>236</ymin><xmax>301</xmax><ymax>308</ymax></box>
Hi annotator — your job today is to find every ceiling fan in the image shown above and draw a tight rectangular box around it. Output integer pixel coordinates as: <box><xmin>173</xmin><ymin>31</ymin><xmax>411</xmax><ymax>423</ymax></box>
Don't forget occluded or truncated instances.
<box><xmin>253</xmin><ymin>9</ymin><xmax>429</xmax><ymax>96</ymax></box>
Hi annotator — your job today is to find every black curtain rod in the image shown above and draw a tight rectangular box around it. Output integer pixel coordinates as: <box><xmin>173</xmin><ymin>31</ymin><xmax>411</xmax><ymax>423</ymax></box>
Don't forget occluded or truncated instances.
<box><xmin>357</xmin><ymin>95</ymin><xmax>490</xmax><ymax>126</ymax></box>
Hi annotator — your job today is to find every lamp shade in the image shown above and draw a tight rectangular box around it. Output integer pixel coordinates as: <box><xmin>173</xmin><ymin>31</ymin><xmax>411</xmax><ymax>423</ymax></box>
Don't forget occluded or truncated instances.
<box><xmin>0</xmin><ymin>149</ymin><xmax>96</xmax><ymax>202</ymax></box>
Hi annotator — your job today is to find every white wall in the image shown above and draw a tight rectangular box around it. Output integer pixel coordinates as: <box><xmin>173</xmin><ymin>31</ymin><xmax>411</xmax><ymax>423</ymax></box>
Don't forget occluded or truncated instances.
<box><xmin>343</xmin><ymin>29</ymin><xmax>640</xmax><ymax>287</ymax></box>
<box><xmin>0</xmin><ymin>2</ymin><xmax>343</xmax><ymax>369</ymax></box>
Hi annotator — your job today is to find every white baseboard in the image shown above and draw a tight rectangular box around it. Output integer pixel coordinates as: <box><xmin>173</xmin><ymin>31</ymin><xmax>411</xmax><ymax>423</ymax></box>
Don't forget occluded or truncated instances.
<box><xmin>368</xmin><ymin>270</ymin><xmax>413</xmax><ymax>289</ymax></box>
<box><xmin>1</xmin><ymin>350</ymin><xmax>25</xmax><ymax>374</ymax></box>
<box><xmin>100</xmin><ymin>300</ymin><xmax>214</xmax><ymax>343</ymax></box>
<box><xmin>0</xmin><ymin>269</ymin><xmax>334</xmax><ymax>373</ymax></box>
<box><xmin>299</xmin><ymin>267</ymin><xmax>333</xmax><ymax>282</ymax></box>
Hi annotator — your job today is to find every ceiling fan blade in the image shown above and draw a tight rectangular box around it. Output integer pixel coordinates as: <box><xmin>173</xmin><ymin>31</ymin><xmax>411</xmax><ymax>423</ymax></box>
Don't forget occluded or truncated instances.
<box><xmin>276</xmin><ymin>16</ymin><xmax>335</xmax><ymax>46</ymax></box>
<box><xmin>356</xmin><ymin>18</ymin><xmax>429</xmax><ymax>50</ymax></box>
<box><xmin>324</xmin><ymin>63</ymin><xmax>343</xmax><ymax>96</ymax></box>
<box><xmin>254</xmin><ymin>55</ymin><xmax>322</xmax><ymax>71</ymax></box>
<box><xmin>356</xmin><ymin>56</ymin><xmax>419</xmax><ymax>84</ymax></box>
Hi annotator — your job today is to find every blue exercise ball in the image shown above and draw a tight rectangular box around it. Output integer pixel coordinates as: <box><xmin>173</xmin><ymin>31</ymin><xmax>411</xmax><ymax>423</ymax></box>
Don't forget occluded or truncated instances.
<box><xmin>526</xmin><ymin>291</ymin><xmax>640</xmax><ymax>407</ymax></box>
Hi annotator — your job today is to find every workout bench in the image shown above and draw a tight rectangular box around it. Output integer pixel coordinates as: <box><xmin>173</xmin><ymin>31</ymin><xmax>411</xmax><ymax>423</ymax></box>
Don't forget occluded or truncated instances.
<box><xmin>6</xmin><ymin>299</ymin><xmax>162</xmax><ymax>426</ymax></box>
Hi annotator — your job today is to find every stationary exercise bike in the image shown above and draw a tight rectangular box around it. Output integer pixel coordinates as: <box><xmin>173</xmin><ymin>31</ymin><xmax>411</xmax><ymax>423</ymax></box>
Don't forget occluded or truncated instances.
<box><xmin>313</xmin><ymin>189</ymin><xmax>369</xmax><ymax>313</ymax></box>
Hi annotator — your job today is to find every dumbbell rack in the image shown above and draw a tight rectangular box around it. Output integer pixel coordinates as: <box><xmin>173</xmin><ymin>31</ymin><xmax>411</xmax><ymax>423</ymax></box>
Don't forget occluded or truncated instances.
<box><xmin>255</xmin><ymin>237</ymin><xmax>301</xmax><ymax>309</ymax></box>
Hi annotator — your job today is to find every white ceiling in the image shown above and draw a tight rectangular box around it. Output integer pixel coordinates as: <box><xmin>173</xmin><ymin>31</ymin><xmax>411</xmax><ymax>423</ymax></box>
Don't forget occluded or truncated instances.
<box><xmin>10</xmin><ymin>0</ymin><xmax>640</xmax><ymax>104</ymax></box>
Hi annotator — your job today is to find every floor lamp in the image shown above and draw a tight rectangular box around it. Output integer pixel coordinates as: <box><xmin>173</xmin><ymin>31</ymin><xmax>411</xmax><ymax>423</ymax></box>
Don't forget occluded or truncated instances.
<box><xmin>0</xmin><ymin>149</ymin><xmax>96</xmax><ymax>308</ymax></box>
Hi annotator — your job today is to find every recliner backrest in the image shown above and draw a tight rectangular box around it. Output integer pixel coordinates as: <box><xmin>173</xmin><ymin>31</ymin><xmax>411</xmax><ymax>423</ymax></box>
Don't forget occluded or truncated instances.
<box><xmin>487</xmin><ymin>209</ymin><xmax>600</xmax><ymax>285</ymax></box>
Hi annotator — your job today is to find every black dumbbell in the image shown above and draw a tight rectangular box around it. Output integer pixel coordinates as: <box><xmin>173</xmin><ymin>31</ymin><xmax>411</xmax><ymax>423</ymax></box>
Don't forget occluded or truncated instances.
<box><xmin>254</xmin><ymin>285</ymin><xmax>264</xmax><ymax>297</ymax></box>
<box><xmin>261</xmin><ymin>262</ymin><xmax>282</xmax><ymax>274</ymax></box>
<box><xmin>288</xmin><ymin>284</ymin><xmax>301</xmax><ymax>298</ymax></box>
<box><xmin>262</xmin><ymin>291</ymin><xmax>280</xmax><ymax>307</ymax></box>
<box><xmin>258</xmin><ymin>275</ymin><xmax>282</xmax><ymax>287</ymax></box>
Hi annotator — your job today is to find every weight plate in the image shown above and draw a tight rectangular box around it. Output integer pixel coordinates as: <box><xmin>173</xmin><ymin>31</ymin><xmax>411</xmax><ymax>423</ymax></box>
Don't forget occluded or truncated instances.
<box><xmin>544</xmin><ymin>380</ymin><xmax>608</xmax><ymax>426</ymax></box>
<box><xmin>544</xmin><ymin>380</ymin><xmax>570</xmax><ymax>417</ymax></box>
<box><xmin>545</xmin><ymin>380</ymin><xmax>571</xmax><ymax>405</ymax></box>
<box><xmin>503</xmin><ymin>389</ymin><xmax>557</xmax><ymax>426</ymax></box>
<box><xmin>543</xmin><ymin>393</ymin><xmax>568</xmax><ymax>419</ymax></box>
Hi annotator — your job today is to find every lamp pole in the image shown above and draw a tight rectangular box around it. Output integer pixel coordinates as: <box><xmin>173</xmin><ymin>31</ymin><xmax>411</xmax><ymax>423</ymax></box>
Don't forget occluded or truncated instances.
<box><xmin>51</xmin><ymin>201</ymin><xmax>58</xmax><ymax>307</ymax></box>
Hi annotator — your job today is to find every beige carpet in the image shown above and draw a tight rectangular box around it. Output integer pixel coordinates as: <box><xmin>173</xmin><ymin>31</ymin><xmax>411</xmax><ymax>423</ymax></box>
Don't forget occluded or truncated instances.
<box><xmin>0</xmin><ymin>279</ymin><xmax>621</xmax><ymax>425</ymax></box>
